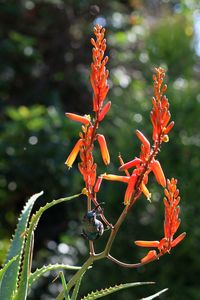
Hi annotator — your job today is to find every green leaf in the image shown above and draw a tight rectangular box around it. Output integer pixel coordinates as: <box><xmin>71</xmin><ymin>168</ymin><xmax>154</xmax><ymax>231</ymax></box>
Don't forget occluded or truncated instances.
<box><xmin>15</xmin><ymin>192</ymin><xmax>81</xmax><ymax>300</ymax></box>
<box><xmin>0</xmin><ymin>191</ymin><xmax>43</xmax><ymax>300</ymax></box>
<box><xmin>71</xmin><ymin>272</ymin><xmax>85</xmax><ymax>300</ymax></box>
<box><xmin>140</xmin><ymin>288</ymin><xmax>168</xmax><ymax>300</ymax></box>
<box><xmin>81</xmin><ymin>282</ymin><xmax>155</xmax><ymax>300</ymax></box>
<box><xmin>59</xmin><ymin>272</ymin><xmax>70</xmax><ymax>300</ymax></box>
<box><xmin>29</xmin><ymin>264</ymin><xmax>81</xmax><ymax>287</ymax></box>
<box><xmin>0</xmin><ymin>256</ymin><xmax>18</xmax><ymax>288</ymax></box>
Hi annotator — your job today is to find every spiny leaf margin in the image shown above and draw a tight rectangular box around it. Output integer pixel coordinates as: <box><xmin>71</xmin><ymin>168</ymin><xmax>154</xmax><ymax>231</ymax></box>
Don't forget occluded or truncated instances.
<box><xmin>71</xmin><ymin>272</ymin><xmax>85</xmax><ymax>300</ymax></box>
<box><xmin>81</xmin><ymin>282</ymin><xmax>155</xmax><ymax>300</ymax></box>
<box><xmin>0</xmin><ymin>256</ymin><xmax>18</xmax><ymax>287</ymax></box>
<box><xmin>15</xmin><ymin>192</ymin><xmax>82</xmax><ymax>300</ymax></box>
<box><xmin>0</xmin><ymin>191</ymin><xmax>43</xmax><ymax>300</ymax></box>
<box><xmin>29</xmin><ymin>264</ymin><xmax>81</xmax><ymax>287</ymax></box>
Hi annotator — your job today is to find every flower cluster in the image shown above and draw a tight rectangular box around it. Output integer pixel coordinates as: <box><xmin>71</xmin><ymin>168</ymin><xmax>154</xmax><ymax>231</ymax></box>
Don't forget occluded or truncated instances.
<box><xmin>65</xmin><ymin>25</ymin><xmax>185</xmax><ymax>267</ymax></box>
<box><xmin>65</xmin><ymin>25</ymin><xmax>110</xmax><ymax>200</ymax></box>
<box><xmin>135</xmin><ymin>178</ymin><xmax>186</xmax><ymax>263</ymax></box>
<box><xmin>101</xmin><ymin>68</ymin><xmax>173</xmax><ymax>207</ymax></box>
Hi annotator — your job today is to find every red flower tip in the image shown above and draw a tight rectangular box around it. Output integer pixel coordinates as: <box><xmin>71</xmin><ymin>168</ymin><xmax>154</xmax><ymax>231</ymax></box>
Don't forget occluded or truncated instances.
<box><xmin>97</xmin><ymin>134</ymin><xmax>110</xmax><ymax>165</ymax></box>
<box><xmin>151</xmin><ymin>159</ymin><xmax>166</xmax><ymax>187</ymax></box>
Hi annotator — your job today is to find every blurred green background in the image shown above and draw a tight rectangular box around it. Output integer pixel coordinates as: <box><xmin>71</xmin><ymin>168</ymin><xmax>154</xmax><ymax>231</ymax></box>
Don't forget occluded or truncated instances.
<box><xmin>0</xmin><ymin>0</ymin><xmax>200</xmax><ymax>299</ymax></box>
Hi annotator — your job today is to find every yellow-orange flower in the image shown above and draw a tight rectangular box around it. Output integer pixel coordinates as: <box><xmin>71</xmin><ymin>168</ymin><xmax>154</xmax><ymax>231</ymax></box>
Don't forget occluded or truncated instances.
<box><xmin>65</xmin><ymin>139</ymin><xmax>83</xmax><ymax>168</ymax></box>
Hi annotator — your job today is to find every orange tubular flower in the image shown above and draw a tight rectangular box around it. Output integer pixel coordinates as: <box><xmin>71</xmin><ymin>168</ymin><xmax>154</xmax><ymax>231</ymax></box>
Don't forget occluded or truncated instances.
<box><xmin>65</xmin><ymin>139</ymin><xmax>83</xmax><ymax>168</ymax></box>
<box><xmin>96</xmin><ymin>134</ymin><xmax>110</xmax><ymax>165</ymax></box>
<box><xmin>102</xmin><ymin>174</ymin><xmax>130</xmax><ymax>183</ymax></box>
<box><xmin>124</xmin><ymin>174</ymin><xmax>138</xmax><ymax>205</ymax></box>
<box><xmin>65</xmin><ymin>113</ymin><xmax>90</xmax><ymax>125</ymax></box>
<box><xmin>141</xmin><ymin>250</ymin><xmax>158</xmax><ymax>264</ymax></box>
<box><xmin>135</xmin><ymin>178</ymin><xmax>186</xmax><ymax>264</ymax></box>
<box><xmin>119</xmin><ymin>158</ymin><xmax>141</xmax><ymax>171</ymax></box>
<box><xmin>98</xmin><ymin>101</ymin><xmax>111</xmax><ymax>122</ymax></box>
<box><xmin>150</xmin><ymin>159</ymin><xmax>166</xmax><ymax>187</ymax></box>
<box><xmin>136</xmin><ymin>130</ymin><xmax>151</xmax><ymax>157</ymax></box>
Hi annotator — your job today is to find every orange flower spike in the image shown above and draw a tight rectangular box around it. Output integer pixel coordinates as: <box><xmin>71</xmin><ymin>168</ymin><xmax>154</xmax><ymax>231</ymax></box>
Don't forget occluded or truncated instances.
<box><xmin>96</xmin><ymin>134</ymin><xmax>110</xmax><ymax>165</ymax></box>
<box><xmin>102</xmin><ymin>174</ymin><xmax>130</xmax><ymax>183</ymax></box>
<box><xmin>119</xmin><ymin>158</ymin><xmax>141</xmax><ymax>171</ymax></box>
<box><xmin>151</xmin><ymin>159</ymin><xmax>166</xmax><ymax>187</ymax></box>
<box><xmin>65</xmin><ymin>113</ymin><xmax>91</xmax><ymax>125</ymax></box>
<box><xmin>141</xmin><ymin>250</ymin><xmax>158</xmax><ymax>264</ymax></box>
<box><xmin>136</xmin><ymin>130</ymin><xmax>151</xmax><ymax>156</ymax></box>
<box><xmin>65</xmin><ymin>139</ymin><xmax>83</xmax><ymax>168</ymax></box>
<box><xmin>90</xmin><ymin>25</ymin><xmax>109</xmax><ymax>112</ymax></box>
<box><xmin>124</xmin><ymin>174</ymin><xmax>137</xmax><ymax>205</ymax></box>
<box><xmin>98</xmin><ymin>101</ymin><xmax>111</xmax><ymax>122</ymax></box>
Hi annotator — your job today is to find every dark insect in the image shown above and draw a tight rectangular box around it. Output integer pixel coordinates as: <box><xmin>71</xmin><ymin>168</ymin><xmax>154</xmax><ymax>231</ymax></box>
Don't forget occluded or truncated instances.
<box><xmin>82</xmin><ymin>204</ymin><xmax>104</xmax><ymax>241</ymax></box>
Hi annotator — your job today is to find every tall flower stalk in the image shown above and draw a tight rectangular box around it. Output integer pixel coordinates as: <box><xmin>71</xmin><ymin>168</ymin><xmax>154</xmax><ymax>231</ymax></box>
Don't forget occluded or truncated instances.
<box><xmin>0</xmin><ymin>24</ymin><xmax>186</xmax><ymax>300</ymax></box>
<box><xmin>58</xmin><ymin>25</ymin><xmax>186</xmax><ymax>300</ymax></box>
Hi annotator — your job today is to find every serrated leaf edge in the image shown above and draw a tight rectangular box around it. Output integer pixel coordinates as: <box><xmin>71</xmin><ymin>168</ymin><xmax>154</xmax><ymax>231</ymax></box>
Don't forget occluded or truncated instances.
<box><xmin>29</xmin><ymin>264</ymin><xmax>81</xmax><ymax>287</ymax></box>
<box><xmin>81</xmin><ymin>282</ymin><xmax>155</xmax><ymax>300</ymax></box>
<box><xmin>15</xmin><ymin>193</ymin><xmax>81</xmax><ymax>300</ymax></box>
<box><xmin>0</xmin><ymin>192</ymin><xmax>43</xmax><ymax>300</ymax></box>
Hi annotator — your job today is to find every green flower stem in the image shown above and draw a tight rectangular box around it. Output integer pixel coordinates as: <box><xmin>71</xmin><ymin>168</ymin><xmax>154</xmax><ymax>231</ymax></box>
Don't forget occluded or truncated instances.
<box><xmin>56</xmin><ymin>206</ymin><xmax>129</xmax><ymax>300</ymax></box>
<box><xmin>104</xmin><ymin>206</ymin><xmax>128</xmax><ymax>256</ymax></box>
<box><xmin>55</xmin><ymin>257</ymin><xmax>94</xmax><ymax>300</ymax></box>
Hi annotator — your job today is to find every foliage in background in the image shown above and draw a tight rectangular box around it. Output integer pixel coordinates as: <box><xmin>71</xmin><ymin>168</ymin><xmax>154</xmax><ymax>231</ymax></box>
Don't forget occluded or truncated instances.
<box><xmin>0</xmin><ymin>0</ymin><xmax>200</xmax><ymax>299</ymax></box>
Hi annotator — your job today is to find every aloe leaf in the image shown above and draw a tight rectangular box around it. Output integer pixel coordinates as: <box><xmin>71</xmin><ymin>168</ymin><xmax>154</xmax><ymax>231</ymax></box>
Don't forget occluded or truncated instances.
<box><xmin>59</xmin><ymin>272</ymin><xmax>70</xmax><ymax>300</ymax></box>
<box><xmin>0</xmin><ymin>191</ymin><xmax>43</xmax><ymax>300</ymax></box>
<box><xmin>71</xmin><ymin>272</ymin><xmax>85</xmax><ymax>300</ymax></box>
<box><xmin>0</xmin><ymin>256</ymin><xmax>18</xmax><ymax>288</ymax></box>
<box><xmin>29</xmin><ymin>264</ymin><xmax>81</xmax><ymax>287</ymax></box>
<box><xmin>139</xmin><ymin>288</ymin><xmax>168</xmax><ymax>300</ymax></box>
<box><xmin>81</xmin><ymin>282</ymin><xmax>155</xmax><ymax>300</ymax></box>
<box><xmin>15</xmin><ymin>192</ymin><xmax>81</xmax><ymax>300</ymax></box>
